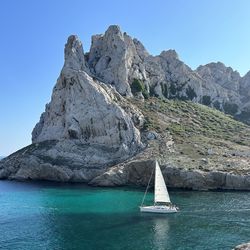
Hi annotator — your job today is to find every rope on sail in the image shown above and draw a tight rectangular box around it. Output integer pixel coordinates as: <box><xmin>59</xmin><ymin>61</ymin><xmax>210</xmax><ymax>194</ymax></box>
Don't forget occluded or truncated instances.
<box><xmin>141</xmin><ymin>167</ymin><xmax>154</xmax><ymax>206</ymax></box>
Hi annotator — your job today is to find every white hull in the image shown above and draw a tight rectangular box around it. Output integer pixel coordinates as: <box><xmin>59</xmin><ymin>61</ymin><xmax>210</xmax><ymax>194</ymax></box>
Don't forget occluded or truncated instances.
<box><xmin>140</xmin><ymin>205</ymin><xmax>178</xmax><ymax>214</ymax></box>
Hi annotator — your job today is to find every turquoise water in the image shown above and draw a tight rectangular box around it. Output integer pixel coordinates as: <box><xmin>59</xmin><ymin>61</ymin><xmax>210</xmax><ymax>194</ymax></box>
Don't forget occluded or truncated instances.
<box><xmin>0</xmin><ymin>181</ymin><xmax>249</xmax><ymax>250</ymax></box>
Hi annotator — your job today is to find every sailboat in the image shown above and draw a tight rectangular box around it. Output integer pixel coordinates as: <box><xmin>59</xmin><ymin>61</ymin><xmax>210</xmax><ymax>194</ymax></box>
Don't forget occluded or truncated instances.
<box><xmin>140</xmin><ymin>161</ymin><xmax>179</xmax><ymax>213</ymax></box>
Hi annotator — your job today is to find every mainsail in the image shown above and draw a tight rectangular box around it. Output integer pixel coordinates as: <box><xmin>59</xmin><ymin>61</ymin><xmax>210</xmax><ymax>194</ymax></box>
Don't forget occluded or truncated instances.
<box><xmin>154</xmin><ymin>161</ymin><xmax>171</xmax><ymax>204</ymax></box>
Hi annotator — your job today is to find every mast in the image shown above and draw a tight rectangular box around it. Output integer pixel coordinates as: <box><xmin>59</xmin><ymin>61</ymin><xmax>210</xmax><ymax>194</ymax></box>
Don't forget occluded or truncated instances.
<box><xmin>140</xmin><ymin>167</ymin><xmax>154</xmax><ymax>206</ymax></box>
<box><xmin>154</xmin><ymin>161</ymin><xmax>171</xmax><ymax>204</ymax></box>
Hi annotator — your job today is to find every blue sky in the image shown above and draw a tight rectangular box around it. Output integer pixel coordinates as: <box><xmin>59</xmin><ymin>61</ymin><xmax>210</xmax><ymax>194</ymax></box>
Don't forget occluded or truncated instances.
<box><xmin>1</xmin><ymin>0</ymin><xmax>250</xmax><ymax>156</ymax></box>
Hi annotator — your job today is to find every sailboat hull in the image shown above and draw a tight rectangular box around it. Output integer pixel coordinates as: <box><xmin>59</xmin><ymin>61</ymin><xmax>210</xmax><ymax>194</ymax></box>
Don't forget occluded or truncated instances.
<box><xmin>140</xmin><ymin>205</ymin><xmax>178</xmax><ymax>214</ymax></box>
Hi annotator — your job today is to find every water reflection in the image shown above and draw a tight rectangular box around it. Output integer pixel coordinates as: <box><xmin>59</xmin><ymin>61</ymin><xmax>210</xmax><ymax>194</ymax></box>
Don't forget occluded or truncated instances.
<box><xmin>152</xmin><ymin>217</ymin><xmax>170</xmax><ymax>250</ymax></box>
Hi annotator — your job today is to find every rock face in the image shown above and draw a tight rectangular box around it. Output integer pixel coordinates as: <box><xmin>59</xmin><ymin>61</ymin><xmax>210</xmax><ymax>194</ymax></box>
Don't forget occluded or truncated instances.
<box><xmin>32</xmin><ymin>35</ymin><xmax>142</xmax><ymax>150</ymax></box>
<box><xmin>234</xmin><ymin>242</ymin><xmax>250</xmax><ymax>250</ymax></box>
<box><xmin>238</xmin><ymin>72</ymin><xmax>250</xmax><ymax>123</ymax></box>
<box><xmin>196</xmin><ymin>63</ymin><xmax>242</xmax><ymax>116</ymax></box>
<box><xmin>0</xmin><ymin>32</ymin><xmax>145</xmax><ymax>182</ymax></box>
<box><xmin>0</xmin><ymin>140</ymin><xmax>136</xmax><ymax>182</ymax></box>
<box><xmin>88</xmin><ymin>25</ymin><xmax>149</xmax><ymax>96</ymax></box>
<box><xmin>89</xmin><ymin>159</ymin><xmax>250</xmax><ymax>190</ymax></box>
<box><xmin>0</xmin><ymin>25</ymin><xmax>250</xmax><ymax>188</ymax></box>
<box><xmin>86</xmin><ymin>25</ymin><xmax>249</xmax><ymax>124</ymax></box>
<box><xmin>49</xmin><ymin>26</ymin><xmax>250</xmax><ymax>126</ymax></box>
<box><xmin>27</xmin><ymin>25</ymin><xmax>250</xmax><ymax>134</ymax></box>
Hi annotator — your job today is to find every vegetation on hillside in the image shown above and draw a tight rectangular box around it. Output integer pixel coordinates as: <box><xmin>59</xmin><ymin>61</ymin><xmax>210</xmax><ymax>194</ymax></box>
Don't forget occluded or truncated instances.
<box><xmin>131</xmin><ymin>79</ymin><xmax>149</xmax><ymax>99</ymax></box>
<box><xmin>131</xmin><ymin>97</ymin><xmax>250</xmax><ymax>174</ymax></box>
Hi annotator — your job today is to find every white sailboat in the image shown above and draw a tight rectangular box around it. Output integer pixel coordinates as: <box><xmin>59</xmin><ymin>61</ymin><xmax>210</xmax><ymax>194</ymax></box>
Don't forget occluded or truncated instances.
<box><xmin>140</xmin><ymin>161</ymin><xmax>179</xmax><ymax>213</ymax></box>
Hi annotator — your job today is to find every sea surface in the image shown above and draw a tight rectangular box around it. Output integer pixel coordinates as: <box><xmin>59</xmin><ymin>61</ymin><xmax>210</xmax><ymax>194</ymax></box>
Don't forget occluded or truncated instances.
<box><xmin>0</xmin><ymin>181</ymin><xmax>249</xmax><ymax>250</ymax></box>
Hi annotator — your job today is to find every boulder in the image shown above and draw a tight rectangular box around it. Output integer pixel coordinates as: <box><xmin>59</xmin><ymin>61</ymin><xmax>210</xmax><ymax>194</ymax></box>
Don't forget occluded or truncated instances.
<box><xmin>234</xmin><ymin>242</ymin><xmax>250</xmax><ymax>250</ymax></box>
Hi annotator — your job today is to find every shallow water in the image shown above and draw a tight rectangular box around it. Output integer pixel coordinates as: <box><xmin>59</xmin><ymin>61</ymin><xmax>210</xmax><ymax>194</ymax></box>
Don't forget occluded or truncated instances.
<box><xmin>0</xmin><ymin>181</ymin><xmax>249</xmax><ymax>250</ymax></box>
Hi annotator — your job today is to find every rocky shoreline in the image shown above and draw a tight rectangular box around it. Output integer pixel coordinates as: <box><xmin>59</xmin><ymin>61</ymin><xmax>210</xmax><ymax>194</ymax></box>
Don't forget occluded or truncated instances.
<box><xmin>84</xmin><ymin>159</ymin><xmax>250</xmax><ymax>190</ymax></box>
<box><xmin>234</xmin><ymin>242</ymin><xmax>250</xmax><ymax>250</ymax></box>
<box><xmin>1</xmin><ymin>152</ymin><xmax>250</xmax><ymax>190</ymax></box>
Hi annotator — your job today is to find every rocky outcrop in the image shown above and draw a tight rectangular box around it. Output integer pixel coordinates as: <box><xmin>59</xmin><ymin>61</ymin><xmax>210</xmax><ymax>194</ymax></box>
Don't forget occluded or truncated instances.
<box><xmin>0</xmin><ymin>32</ymin><xmax>145</xmax><ymax>182</ymax></box>
<box><xmin>196</xmin><ymin>63</ymin><xmax>243</xmax><ymax>117</ymax></box>
<box><xmin>143</xmin><ymin>50</ymin><xmax>203</xmax><ymax>101</ymax></box>
<box><xmin>234</xmin><ymin>242</ymin><xmax>250</xmax><ymax>250</ymax></box>
<box><xmin>89</xmin><ymin>159</ymin><xmax>250</xmax><ymax>190</ymax></box>
<box><xmin>0</xmin><ymin>140</ymin><xmax>132</xmax><ymax>182</ymax></box>
<box><xmin>197</xmin><ymin>62</ymin><xmax>241</xmax><ymax>93</ymax></box>
<box><xmin>1</xmin><ymin>25</ymin><xmax>250</xmax><ymax>188</ymax></box>
<box><xmin>86</xmin><ymin>25</ymin><xmax>250</xmax><ymax>124</ymax></box>
<box><xmin>88</xmin><ymin>25</ymin><xmax>149</xmax><ymax>96</ymax></box>
<box><xmin>50</xmin><ymin>25</ymin><xmax>250</xmax><ymax>125</ymax></box>
<box><xmin>237</xmin><ymin>72</ymin><xmax>250</xmax><ymax>124</ymax></box>
<box><xmin>32</xmin><ymin>35</ymin><xmax>142</xmax><ymax>151</ymax></box>
<box><xmin>240</xmin><ymin>71</ymin><xmax>250</xmax><ymax>102</ymax></box>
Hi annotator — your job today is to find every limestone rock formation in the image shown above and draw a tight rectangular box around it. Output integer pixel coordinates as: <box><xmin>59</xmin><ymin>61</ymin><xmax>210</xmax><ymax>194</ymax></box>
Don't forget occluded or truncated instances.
<box><xmin>144</xmin><ymin>50</ymin><xmax>204</xmax><ymax>101</ymax></box>
<box><xmin>240</xmin><ymin>71</ymin><xmax>250</xmax><ymax>102</ymax></box>
<box><xmin>234</xmin><ymin>242</ymin><xmax>250</xmax><ymax>250</ymax></box>
<box><xmin>197</xmin><ymin>62</ymin><xmax>241</xmax><ymax>92</ymax></box>
<box><xmin>0</xmin><ymin>25</ymin><xmax>250</xmax><ymax>188</ymax></box>
<box><xmin>84</xmin><ymin>25</ymin><xmax>250</xmax><ymax>123</ymax></box>
<box><xmin>90</xmin><ymin>159</ymin><xmax>250</xmax><ymax>190</ymax></box>
<box><xmin>238</xmin><ymin>71</ymin><xmax>250</xmax><ymax>123</ymax></box>
<box><xmin>88</xmin><ymin>25</ymin><xmax>149</xmax><ymax>96</ymax></box>
<box><xmin>32</xmin><ymin>35</ymin><xmax>142</xmax><ymax>150</ymax></box>
<box><xmin>59</xmin><ymin>25</ymin><xmax>250</xmax><ymax>125</ymax></box>
<box><xmin>0</xmin><ymin>32</ymin><xmax>145</xmax><ymax>182</ymax></box>
<box><xmin>196</xmin><ymin>62</ymin><xmax>242</xmax><ymax>116</ymax></box>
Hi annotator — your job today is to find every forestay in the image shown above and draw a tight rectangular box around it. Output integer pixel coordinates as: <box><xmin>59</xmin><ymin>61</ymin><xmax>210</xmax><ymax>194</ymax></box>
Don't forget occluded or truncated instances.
<box><xmin>154</xmin><ymin>161</ymin><xmax>171</xmax><ymax>204</ymax></box>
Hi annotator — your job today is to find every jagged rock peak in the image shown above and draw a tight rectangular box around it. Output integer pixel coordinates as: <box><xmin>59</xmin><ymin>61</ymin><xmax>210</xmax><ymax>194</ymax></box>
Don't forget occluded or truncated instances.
<box><xmin>57</xmin><ymin>26</ymin><xmax>250</xmax><ymax>124</ymax></box>
<box><xmin>64</xmin><ymin>35</ymin><xmax>88</xmax><ymax>71</ymax></box>
<box><xmin>87</xmin><ymin>25</ymin><xmax>149</xmax><ymax>96</ymax></box>
<box><xmin>160</xmin><ymin>49</ymin><xmax>179</xmax><ymax>60</ymax></box>
<box><xmin>105</xmin><ymin>25</ymin><xmax>122</xmax><ymax>36</ymax></box>
<box><xmin>197</xmin><ymin>61</ymin><xmax>239</xmax><ymax>74</ymax></box>
<box><xmin>132</xmin><ymin>38</ymin><xmax>149</xmax><ymax>59</ymax></box>
<box><xmin>32</xmin><ymin>27</ymin><xmax>144</xmax><ymax>154</ymax></box>
<box><xmin>242</xmin><ymin>70</ymin><xmax>250</xmax><ymax>78</ymax></box>
<box><xmin>196</xmin><ymin>61</ymin><xmax>241</xmax><ymax>92</ymax></box>
<box><xmin>241</xmin><ymin>71</ymin><xmax>250</xmax><ymax>93</ymax></box>
<box><xmin>32</xmin><ymin>66</ymin><xmax>142</xmax><ymax>149</ymax></box>
<box><xmin>239</xmin><ymin>70</ymin><xmax>250</xmax><ymax>111</ymax></box>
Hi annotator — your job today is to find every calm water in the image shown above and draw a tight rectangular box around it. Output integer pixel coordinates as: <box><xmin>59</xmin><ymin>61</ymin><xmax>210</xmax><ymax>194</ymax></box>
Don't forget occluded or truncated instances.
<box><xmin>0</xmin><ymin>181</ymin><xmax>249</xmax><ymax>250</ymax></box>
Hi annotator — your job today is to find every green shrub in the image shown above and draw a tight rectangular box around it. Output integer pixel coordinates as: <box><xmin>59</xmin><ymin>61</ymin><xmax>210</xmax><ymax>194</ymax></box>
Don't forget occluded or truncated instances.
<box><xmin>235</xmin><ymin>110</ymin><xmax>250</xmax><ymax>124</ymax></box>
<box><xmin>160</xmin><ymin>82</ymin><xmax>168</xmax><ymax>98</ymax></box>
<box><xmin>150</xmin><ymin>85</ymin><xmax>156</xmax><ymax>97</ymax></box>
<box><xmin>131</xmin><ymin>79</ymin><xmax>143</xmax><ymax>94</ymax></box>
<box><xmin>186</xmin><ymin>86</ymin><xmax>197</xmax><ymax>100</ymax></box>
<box><xmin>142</xmin><ymin>89</ymin><xmax>149</xmax><ymax>99</ymax></box>
<box><xmin>170</xmin><ymin>83</ymin><xmax>177</xmax><ymax>95</ymax></box>
<box><xmin>131</xmin><ymin>78</ymin><xmax>149</xmax><ymax>99</ymax></box>
<box><xmin>202</xmin><ymin>95</ymin><xmax>212</xmax><ymax>106</ymax></box>
<box><xmin>223</xmin><ymin>102</ymin><xmax>238</xmax><ymax>115</ymax></box>
<box><xmin>213</xmin><ymin>100</ymin><xmax>221</xmax><ymax>110</ymax></box>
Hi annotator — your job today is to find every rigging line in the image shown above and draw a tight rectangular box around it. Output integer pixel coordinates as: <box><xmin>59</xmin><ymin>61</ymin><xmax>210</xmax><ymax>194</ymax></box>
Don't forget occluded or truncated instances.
<box><xmin>141</xmin><ymin>166</ymin><xmax>154</xmax><ymax>207</ymax></box>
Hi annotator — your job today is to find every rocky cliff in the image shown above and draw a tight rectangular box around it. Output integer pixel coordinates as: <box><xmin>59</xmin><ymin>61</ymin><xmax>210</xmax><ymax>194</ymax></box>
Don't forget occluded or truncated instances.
<box><xmin>0</xmin><ymin>33</ymin><xmax>144</xmax><ymax>182</ymax></box>
<box><xmin>87</xmin><ymin>26</ymin><xmax>250</xmax><ymax>125</ymax></box>
<box><xmin>0</xmin><ymin>25</ymin><xmax>250</xmax><ymax>189</ymax></box>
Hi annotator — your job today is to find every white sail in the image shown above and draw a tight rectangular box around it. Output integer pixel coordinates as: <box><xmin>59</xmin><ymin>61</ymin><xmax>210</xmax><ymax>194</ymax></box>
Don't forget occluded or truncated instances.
<box><xmin>154</xmin><ymin>161</ymin><xmax>171</xmax><ymax>204</ymax></box>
